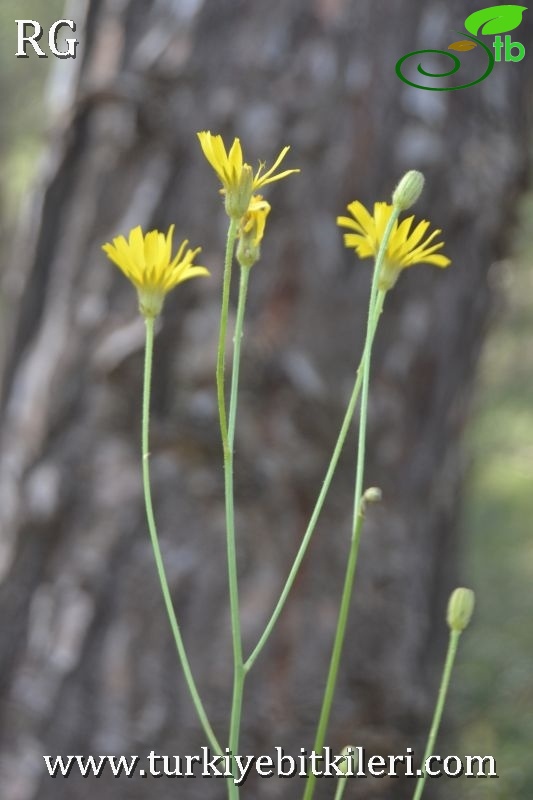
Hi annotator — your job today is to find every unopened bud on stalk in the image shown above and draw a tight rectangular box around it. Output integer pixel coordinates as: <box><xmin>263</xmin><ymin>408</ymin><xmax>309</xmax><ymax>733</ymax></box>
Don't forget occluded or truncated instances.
<box><xmin>361</xmin><ymin>486</ymin><xmax>382</xmax><ymax>513</ymax></box>
<box><xmin>236</xmin><ymin>194</ymin><xmax>271</xmax><ymax>269</ymax></box>
<box><xmin>363</xmin><ymin>486</ymin><xmax>382</xmax><ymax>504</ymax></box>
<box><xmin>392</xmin><ymin>170</ymin><xmax>425</xmax><ymax>210</ymax></box>
<box><xmin>447</xmin><ymin>587</ymin><xmax>475</xmax><ymax>632</ymax></box>
<box><xmin>339</xmin><ymin>745</ymin><xmax>358</xmax><ymax>775</ymax></box>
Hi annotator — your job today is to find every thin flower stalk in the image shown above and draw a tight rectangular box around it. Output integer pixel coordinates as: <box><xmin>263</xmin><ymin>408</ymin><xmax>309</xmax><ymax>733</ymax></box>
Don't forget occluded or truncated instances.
<box><xmin>334</xmin><ymin>781</ymin><xmax>349</xmax><ymax>800</ymax></box>
<box><xmin>304</xmin><ymin>177</ymin><xmax>448</xmax><ymax>797</ymax></box>
<box><xmin>141</xmin><ymin>317</ymin><xmax>222</xmax><ymax>756</ymax></box>
<box><xmin>102</xmin><ymin>226</ymin><xmax>217</xmax><ymax>751</ymax></box>
<box><xmin>413</xmin><ymin>589</ymin><xmax>474</xmax><ymax>800</ymax></box>
<box><xmin>245</xmin><ymin>332</ymin><xmax>366</xmax><ymax>673</ymax></box>
<box><xmin>333</xmin><ymin>773</ymin><xmax>349</xmax><ymax>800</ymax></box>
<box><xmin>204</xmin><ymin>145</ymin><xmax>290</xmax><ymax>795</ymax></box>
<box><xmin>217</xmin><ymin>218</ymin><xmax>239</xmax><ymax>445</ymax></box>
<box><xmin>302</xmin><ymin>206</ymin><xmax>400</xmax><ymax>800</ymax></box>
<box><xmin>226</xmin><ymin>266</ymin><xmax>251</xmax><ymax>795</ymax></box>
<box><xmin>249</xmin><ymin>197</ymin><xmax>440</xmax><ymax>672</ymax></box>
<box><xmin>215</xmin><ymin>217</ymin><xmax>242</xmax><ymax>800</ymax></box>
<box><xmin>411</xmin><ymin>629</ymin><xmax>461</xmax><ymax>800</ymax></box>
<box><xmin>226</xmin><ymin>195</ymin><xmax>270</xmax><ymax>789</ymax></box>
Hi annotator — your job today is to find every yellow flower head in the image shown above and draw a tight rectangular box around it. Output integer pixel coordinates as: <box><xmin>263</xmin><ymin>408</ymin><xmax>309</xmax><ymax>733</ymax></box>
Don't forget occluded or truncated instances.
<box><xmin>197</xmin><ymin>131</ymin><xmax>299</xmax><ymax>219</ymax></box>
<box><xmin>337</xmin><ymin>201</ymin><xmax>451</xmax><ymax>290</ymax></box>
<box><xmin>102</xmin><ymin>224</ymin><xmax>209</xmax><ymax>318</ymax></box>
<box><xmin>237</xmin><ymin>195</ymin><xmax>271</xmax><ymax>269</ymax></box>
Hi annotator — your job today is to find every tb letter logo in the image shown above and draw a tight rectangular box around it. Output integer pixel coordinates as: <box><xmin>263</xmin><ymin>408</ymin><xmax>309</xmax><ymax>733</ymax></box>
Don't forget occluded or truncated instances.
<box><xmin>16</xmin><ymin>19</ymin><xmax>78</xmax><ymax>59</ymax></box>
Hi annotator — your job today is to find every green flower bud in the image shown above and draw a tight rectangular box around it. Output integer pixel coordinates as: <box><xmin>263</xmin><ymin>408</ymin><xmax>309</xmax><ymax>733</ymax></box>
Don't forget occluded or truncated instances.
<box><xmin>236</xmin><ymin>237</ymin><xmax>261</xmax><ymax>270</ymax></box>
<box><xmin>339</xmin><ymin>745</ymin><xmax>358</xmax><ymax>775</ymax></box>
<box><xmin>392</xmin><ymin>170</ymin><xmax>425</xmax><ymax>210</ymax></box>
<box><xmin>361</xmin><ymin>486</ymin><xmax>382</xmax><ymax>513</ymax></box>
<box><xmin>363</xmin><ymin>486</ymin><xmax>382</xmax><ymax>504</ymax></box>
<box><xmin>236</xmin><ymin>195</ymin><xmax>271</xmax><ymax>269</ymax></box>
<box><xmin>447</xmin><ymin>587</ymin><xmax>475</xmax><ymax>632</ymax></box>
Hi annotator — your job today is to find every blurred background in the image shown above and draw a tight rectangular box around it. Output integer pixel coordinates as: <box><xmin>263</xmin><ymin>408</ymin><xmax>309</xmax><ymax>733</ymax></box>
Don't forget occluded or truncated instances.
<box><xmin>0</xmin><ymin>1</ymin><xmax>531</xmax><ymax>799</ymax></box>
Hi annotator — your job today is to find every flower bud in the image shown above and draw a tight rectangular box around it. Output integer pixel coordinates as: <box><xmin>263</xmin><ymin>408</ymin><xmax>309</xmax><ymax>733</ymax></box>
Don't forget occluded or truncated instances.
<box><xmin>447</xmin><ymin>587</ymin><xmax>475</xmax><ymax>632</ymax></box>
<box><xmin>236</xmin><ymin>195</ymin><xmax>271</xmax><ymax>269</ymax></box>
<box><xmin>236</xmin><ymin>237</ymin><xmax>260</xmax><ymax>270</ymax></box>
<box><xmin>361</xmin><ymin>486</ymin><xmax>382</xmax><ymax>513</ymax></box>
<box><xmin>339</xmin><ymin>745</ymin><xmax>358</xmax><ymax>775</ymax></box>
<box><xmin>363</xmin><ymin>486</ymin><xmax>382</xmax><ymax>504</ymax></box>
<box><xmin>392</xmin><ymin>170</ymin><xmax>425</xmax><ymax>210</ymax></box>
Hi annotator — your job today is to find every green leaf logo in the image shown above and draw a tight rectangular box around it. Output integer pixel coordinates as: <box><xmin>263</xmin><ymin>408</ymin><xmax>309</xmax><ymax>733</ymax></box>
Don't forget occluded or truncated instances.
<box><xmin>464</xmin><ymin>4</ymin><xmax>527</xmax><ymax>36</ymax></box>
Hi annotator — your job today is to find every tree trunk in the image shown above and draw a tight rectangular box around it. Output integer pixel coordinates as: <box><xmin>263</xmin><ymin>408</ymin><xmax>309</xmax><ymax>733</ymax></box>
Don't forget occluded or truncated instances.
<box><xmin>0</xmin><ymin>1</ymin><xmax>529</xmax><ymax>799</ymax></box>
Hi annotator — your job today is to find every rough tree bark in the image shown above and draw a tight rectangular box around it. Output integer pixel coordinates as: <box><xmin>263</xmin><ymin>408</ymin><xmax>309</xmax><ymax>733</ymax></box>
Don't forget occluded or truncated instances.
<box><xmin>0</xmin><ymin>1</ymin><xmax>530</xmax><ymax>799</ymax></box>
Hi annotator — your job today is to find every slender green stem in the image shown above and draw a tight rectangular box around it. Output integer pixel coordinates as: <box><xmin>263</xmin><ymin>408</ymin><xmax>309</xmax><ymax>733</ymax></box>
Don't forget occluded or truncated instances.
<box><xmin>351</xmin><ymin>288</ymin><xmax>385</xmax><ymax>526</ymax></box>
<box><xmin>333</xmin><ymin>777</ymin><xmax>349</xmax><ymax>800</ymax></box>
<box><xmin>352</xmin><ymin>208</ymin><xmax>400</xmax><ymax>525</ymax></box>
<box><xmin>217</xmin><ymin>218</ymin><xmax>239</xmax><ymax>447</ymax></box>
<box><xmin>214</xmin><ymin>218</ymin><xmax>245</xmax><ymax>800</ymax></box>
<box><xmin>305</xmin><ymin>506</ymin><xmax>365</xmax><ymax>800</ymax></box>
<box><xmin>303</xmin><ymin>208</ymin><xmax>400</xmax><ymax>800</ymax></box>
<box><xmin>245</xmin><ymin>256</ymin><xmax>394</xmax><ymax>674</ymax></box>
<box><xmin>412</xmin><ymin>630</ymin><xmax>461</xmax><ymax>800</ymax></box>
<box><xmin>216</xmin><ymin>212</ymin><xmax>241</xmax><ymax>800</ymax></box>
<box><xmin>228</xmin><ymin>267</ymin><xmax>250</xmax><ymax>450</ymax></box>
<box><xmin>141</xmin><ymin>316</ymin><xmax>222</xmax><ymax>755</ymax></box>
<box><xmin>245</xmin><ymin>352</ymin><xmax>365</xmax><ymax>672</ymax></box>
<box><xmin>225</xmin><ymin>266</ymin><xmax>250</xmax><ymax>788</ymax></box>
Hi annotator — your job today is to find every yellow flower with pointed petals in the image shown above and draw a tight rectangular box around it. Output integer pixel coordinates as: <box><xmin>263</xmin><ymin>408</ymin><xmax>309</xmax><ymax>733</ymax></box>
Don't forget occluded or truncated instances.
<box><xmin>102</xmin><ymin>224</ymin><xmax>209</xmax><ymax>318</ymax></box>
<box><xmin>237</xmin><ymin>195</ymin><xmax>271</xmax><ymax>268</ymax></box>
<box><xmin>197</xmin><ymin>131</ymin><xmax>299</xmax><ymax>219</ymax></box>
<box><xmin>337</xmin><ymin>201</ymin><xmax>450</xmax><ymax>290</ymax></box>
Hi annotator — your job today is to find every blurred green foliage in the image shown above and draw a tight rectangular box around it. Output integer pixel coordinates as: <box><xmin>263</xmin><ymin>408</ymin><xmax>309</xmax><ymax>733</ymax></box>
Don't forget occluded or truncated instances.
<box><xmin>0</xmin><ymin>0</ymin><xmax>63</xmax><ymax>210</ymax></box>
<box><xmin>450</xmin><ymin>195</ymin><xmax>533</xmax><ymax>799</ymax></box>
